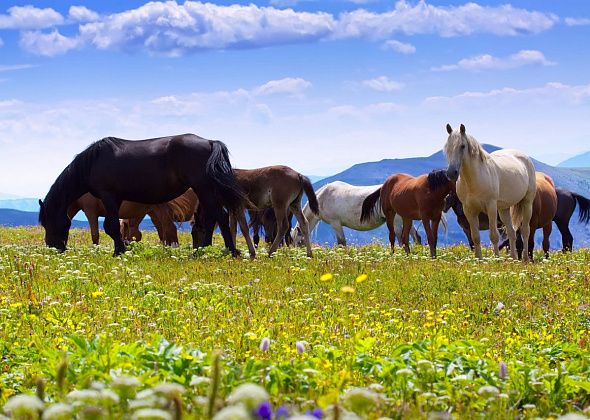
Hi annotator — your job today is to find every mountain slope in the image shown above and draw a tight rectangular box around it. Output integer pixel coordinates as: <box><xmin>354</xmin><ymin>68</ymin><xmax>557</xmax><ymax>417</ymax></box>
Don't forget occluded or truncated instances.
<box><xmin>558</xmin><ymin>151</ymin><xmax>590</xmax><ymax>168</ymax></box>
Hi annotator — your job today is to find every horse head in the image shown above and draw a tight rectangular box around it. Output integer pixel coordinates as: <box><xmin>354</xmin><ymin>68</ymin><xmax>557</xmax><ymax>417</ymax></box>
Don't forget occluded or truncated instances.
<box><xmin>39</xmin><ymin>199</ymin><xmax>71</xmax><ymax>252</ymax></box>
<box><xmin>443</xmin><ymin>123</ymin><xmax>469</xmax><ymax>182</ymax></box>
<box><xmin>290</xmin><ymin>226</ymin><xmax>305</xmax><ymax>247</ymax></box>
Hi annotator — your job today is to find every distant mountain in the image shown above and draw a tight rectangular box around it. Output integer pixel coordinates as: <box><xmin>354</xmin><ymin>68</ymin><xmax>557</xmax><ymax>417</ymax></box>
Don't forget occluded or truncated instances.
<box><xmin>558</xmin><ymin>151</ymin><xmax>590</xmax><ymax>168</ymax></box>
<box><xmin>0</xmin><ymin>198</ymin><xmax>41</xmax><ymax>213</ymax></box>
<box><xmin>0</xmin><ymin>192</ymin><xmax>24</xmax><ymax>200</ymax></box>
<box><xmin>309</xmin><ymin>144</ymin><xmax>590</xmax><ymax>248</ymax></box>
<box><xmin>306</xmin><ymin>175</ymin><xmax>327</xmax><ymax>183</ymax></box>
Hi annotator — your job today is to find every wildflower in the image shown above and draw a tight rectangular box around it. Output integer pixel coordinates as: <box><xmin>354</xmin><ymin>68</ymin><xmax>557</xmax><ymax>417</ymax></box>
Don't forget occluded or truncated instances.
<box><xmin>275</xmin><ymin>405</ymin><xmax>289</xmax><ymax>418</ymax></box>
<box><xmin>227</xmin><ymin>383</ymin><xmax>269</xmax><ymax>411</ymax></box>
<box><xmin>254</xmin><ymin>401</ymin><xmax>272</xmax><ymax>420</ymax></box>
<box><xmin>66</xmin><ymin>389</ymin><xmax>101</xmax><ymax>406</ymax></box>
<box><xmin>341</xmin><ymin>286</ymin><xmax>355</xmax><ymax>294</ymax></box>
<box><xmin>111</xmin><ymin>376</ymin><xmax>142</xmax><ymax>400</ymax></box>
<box><xmin>4</xmin><ymin>394</ymin><xmax>44</xmax><ymax>418</ymax></box>
<box><xmin>493</xmin><ymin>302</ymin><xmax>505</xmax><ymax>316</ymax></box>
<box><xmin>91</xmin><ymin>291</ymin><xmax>104</xmax><ymax>298</ymax></box>
<box><xmin>306</xmin><ymin>408</ymin><xmax>323</xmax><ymax>419</ymax></box>
<box><xmin>342</xmin><ymin>387</ymin><xmax>380</xmax><ymax>415</ymax></box>
<box><xmin>296</xmin><ymin>341</ymin><xmax>306</xmax><ymax>354</ymax></box>
<box><xmin>477</xmin><ymin>385</ymin><xmax>499</xmax><ymax>399</ymax></box>
<box><xmin>416</xmin><ymin>360</ymin><xmax>434</xmax><ymax>373</ymax></box>
<box><xmin>396</xmin><ymin>368</ymin><xmax>414</xmax><ymax>378</ymax></box>
<box><xmin>355</xmin><ymin>274</ymin><xmax>368</xmax><ymax>283</ymax></box>
<box><xmin>153</xmin><ymin>383</ymin><xmax>185</xmax><ymax>399</ymax></box>
<box><xmin>132</xmin><ymin>408</ymin><xmax>173</xmax><ymax>420</ymax></box>
<box><xmin>260</xmin><ymin>337</ymin><xmax>270</xmax><ymax>352</ymax></box>
<box><xmin>212</xmin><ymin>405</ymin><xmax>251</xmax><ymax>420</ymax></box>
<box><xmin>41</xmin><ymin>403</ymin><xmax>73</xmax><ymax>420</ymax></box>
<box><xmin>498</xmin><ymin>361</ymin><xmax>507</xmax><ymax>380</ymax></box>
<box><xmin>189</xmin><ymin>376</ymin><xmax>210</xmax><ymax>387</ymax></box>
<box><xmin>320</xmin><ymin>273</ymin><xmax>333</xmax><ymax>282</ymax></box>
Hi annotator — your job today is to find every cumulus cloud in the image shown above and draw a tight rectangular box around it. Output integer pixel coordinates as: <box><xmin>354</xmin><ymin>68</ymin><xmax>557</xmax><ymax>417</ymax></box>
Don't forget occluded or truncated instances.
<box><xmin>334</xmin><ymin>0</ymin><xmax>558</xmax><ymax>39</ymax></box>
<box><xmin>253</xmin><ymin>77</ymin><xmax>312</xmax><ymax>96</ymax></box>
<box><xmin>68</xmin><ymin>6</ymin><xmax>100</xmax><ymax>23</ymax></box>
<box><xmin>432</xmin><ymin>50</ymin><xmax>555</xmax><ymax>72</ymax></box>
<box><xmin>20</xmin><ymin>30</ymin><xmax>80</xmax><ymax>57</ymax></box>
<box><xmin>362</xmin><ymin>76</ymin><xmax>404</xmax><ymax>92</ymax></box>
<box><xmin>0</xmin><ymin>5</ymin><xmax>63</xmax><ymax>30</ymax></box>
<box><xmin>565</xmin><ymin>17</ymin><xmax>590</xmax><ymax>26</ymax></box>
<box><xmin>382</xmin><ymin>39</ymin><xmax>416</xmax><ymax>54</ymax></box>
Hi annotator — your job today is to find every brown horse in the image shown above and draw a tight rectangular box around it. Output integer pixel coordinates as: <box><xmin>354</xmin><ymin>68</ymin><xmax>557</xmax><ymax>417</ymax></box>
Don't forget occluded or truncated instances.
<box><xmin>248</xmin><ymin>208</ymin><xmax>293</xmax><ymax>248</ymax></box>
<box><xmin>361</xmin><ymin>170</ymin><xmax>454</xmax><ymax>258</ymax></box>
<box><xmin>120</xmin><ymin>190</ymin><xmax>199</xmax><ymax>246</ymax></box>
<box><xmin>228</xmin><ymin>166</ymin><xmax>319</xmax><ymax>258</ymax></box>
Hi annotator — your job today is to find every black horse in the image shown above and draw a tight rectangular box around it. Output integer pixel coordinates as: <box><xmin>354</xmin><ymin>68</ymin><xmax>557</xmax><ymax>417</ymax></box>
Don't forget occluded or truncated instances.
<box><xmin>39</xmin><ymin>134</ymin><xmax>246</xmax><ymax>256</ymax></box>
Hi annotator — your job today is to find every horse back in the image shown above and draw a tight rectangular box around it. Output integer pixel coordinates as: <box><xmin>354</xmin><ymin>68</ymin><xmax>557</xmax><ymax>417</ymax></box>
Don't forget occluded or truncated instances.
<box><xmin>489</xmin><ymin>149</ymin><xmax>536</xmax><ymax>205</ymax></box>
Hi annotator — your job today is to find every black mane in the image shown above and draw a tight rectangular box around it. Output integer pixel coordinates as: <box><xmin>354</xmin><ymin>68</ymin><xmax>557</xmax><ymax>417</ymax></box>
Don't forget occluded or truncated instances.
<box><xmin>427</xmin><ymin>169</ymin><xmax>450</xmax><ymax>191</ymax></box>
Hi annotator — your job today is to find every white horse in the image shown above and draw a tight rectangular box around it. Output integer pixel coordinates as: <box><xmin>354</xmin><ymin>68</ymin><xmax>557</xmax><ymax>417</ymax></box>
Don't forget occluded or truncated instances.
<box><xmin>444</xmin><ymin>124</ymin><xmax>536</xmax><ymax>261</ymax></box>
<box><xmin>291</xmin><ymin>181</ymin><xmax>422</xmax><ymax>246</ymax></box>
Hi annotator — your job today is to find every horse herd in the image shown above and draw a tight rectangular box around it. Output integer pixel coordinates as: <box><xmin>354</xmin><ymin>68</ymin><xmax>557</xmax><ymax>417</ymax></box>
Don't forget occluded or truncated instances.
<box><xmin>38</xmin><ymin>125</ymin><xmax>590</xmax><ymax>262</ymax></box>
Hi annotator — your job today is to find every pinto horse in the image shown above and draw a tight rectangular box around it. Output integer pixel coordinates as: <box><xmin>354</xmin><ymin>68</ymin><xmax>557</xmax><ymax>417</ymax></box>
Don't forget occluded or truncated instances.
<box><xmin>291</xmin><ymin>181</ymin><xmax>422</xmax><ymax>247</ymax></box>
<box><xmin>444</xmin><ymin>124</ymin><xmax>536</xmax><ymax>261</ymax></box>
<box><xmin>361</xmin><ymin>170</ymin><xmax>453</xmax><ymax>258</ymax></box>
<box><xmin>39</xmin><ymin>134</ymin><xmax>245</xmax><ymax>256</ymax></box>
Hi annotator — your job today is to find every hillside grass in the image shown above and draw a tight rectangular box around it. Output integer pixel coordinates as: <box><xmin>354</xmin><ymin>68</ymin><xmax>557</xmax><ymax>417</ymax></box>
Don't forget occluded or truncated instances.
<box><xmin>1</xmin><ymin>226</ymin><xmax>590</xmax><ymax>418</ymax></box>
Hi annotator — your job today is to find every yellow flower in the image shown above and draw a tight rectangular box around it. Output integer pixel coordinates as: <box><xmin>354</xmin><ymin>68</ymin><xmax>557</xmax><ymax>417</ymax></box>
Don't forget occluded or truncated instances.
<box><xmin>320</xmin><ymin>273</ymin><xmax>333</xmax><ymax>282</ymax></box>
<box><xmin>91</xmin><ymin>291</ymin><xmax>104</xmax><ymax>298</ymax></box>
<box><xmin>341</xmin><ymin>286</ymin><xmax>355</xmax><ymax>294</ymax></box>
<box><xmin>355</xmin><ymin>274</ymin><xmax>368</xmax><ymax>283</ymax></box>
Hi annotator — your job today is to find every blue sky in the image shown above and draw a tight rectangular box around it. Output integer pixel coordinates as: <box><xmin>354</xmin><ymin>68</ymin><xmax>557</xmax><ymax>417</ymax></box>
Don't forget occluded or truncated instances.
<box><xmin>0</xmin><ymin>0</ymin><xmax>589</xmax><ymax>197</ymax></box>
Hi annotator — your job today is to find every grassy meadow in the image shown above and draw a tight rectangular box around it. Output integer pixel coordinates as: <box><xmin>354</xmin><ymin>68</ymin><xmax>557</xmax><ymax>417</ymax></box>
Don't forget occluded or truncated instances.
<box><xmin>1</xmin><ymin>226</ymin><xmax>590</xmax><ymax>419</ymax></box>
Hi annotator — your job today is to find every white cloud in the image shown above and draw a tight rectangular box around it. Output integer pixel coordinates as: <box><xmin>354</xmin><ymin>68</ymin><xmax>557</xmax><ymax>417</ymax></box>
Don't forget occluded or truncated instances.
<box><xmin>68</xmin><ymin>6</ymin><xmax>100</xmax><ymax>23</ymax></box>
<box><xmin>0</xmin><ymin>64</ymin><xmax>36</xmax><ymax>72</ymax></box>
<box><xmin>0</xmin><ymin>5</ymin><xmax>63</xmax><ymax>30</ymax></box>
<box><xmin>565</xmin><ymin>17</ymin><xmax>590</xmax><ymax>27</ymax></box>
<box><xmin>334</xmin><ymin>0</ymin><xmax>558</xmax><ymax>39</ymax></box>
<box><xmin>432</xmin><ymin>50</ymin><xmax>555</xmax><ymax>72</ymax></box>
<box><xmin>254</xmin><ymin>77</ymin><xmax>312</xmax><ymax>96</ymax></box>
<box><xmin>20</xmin><ymin>30</ymin><xmax>80</xmax><ymax>57</ymax></box>
<box><xmin>382</xmin><ymin>39</ymin><xmax>415</xmax><ymax>54</ymax></box>
<box><xmin>0</xmin><ymin>37</ymin><xmax>3</xmax><ymax>48</ymax></box>
<box><xmin>362</xmin><ymin>76</ymin><xmax>404</xmax><ymax>92</ymax></box>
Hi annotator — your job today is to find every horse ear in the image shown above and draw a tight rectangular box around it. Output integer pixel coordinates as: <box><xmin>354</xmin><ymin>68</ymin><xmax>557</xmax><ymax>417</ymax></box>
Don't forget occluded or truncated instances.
<box><xmin>446</xmin><ymin>123</ymin><xmax>453</xmax><ymax>134</ymax></box>
<box><xmin>38</xmin><ymin>199</ymin><xmax>44</xmax><ymax>209</ymax></box>
<box><xmin>460</xmin><ymin>124</ymin><xmax>466</xmax><ymax>135</ymax></box>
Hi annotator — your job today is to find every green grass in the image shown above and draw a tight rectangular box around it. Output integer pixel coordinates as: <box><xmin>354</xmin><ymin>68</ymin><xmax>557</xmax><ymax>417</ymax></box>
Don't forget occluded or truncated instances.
<box><xmin>1</xmin><ymin>226</ymin><xmax>590</xmax><ymax>418</ymax></box>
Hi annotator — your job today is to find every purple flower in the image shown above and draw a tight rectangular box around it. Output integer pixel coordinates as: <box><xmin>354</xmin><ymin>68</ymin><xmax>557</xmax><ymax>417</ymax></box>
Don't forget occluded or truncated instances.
<box><xmin>254</xmin><ymin>401</ymin><xmax>272</xmax><ymax>420</ymax></box>
<box><xmin>296</xmin><ymin>341</ymin><xmax>306</xmax><ymax>354</ymax></box>
<box><xmin>275</xmin><ymin>405</ymin><xmax>289</xmax><ymax>418</ymax></box>
<box><xmin>260</xmin><ymin>337</ymin><xmax>270</xmax><ymax>352</ymax></box>
<box><xmin>306</xmin><ymin>408</ymin><xmax>323</xmax><ymax>419</ymax></box>
<box><xmin>499</xmin><ymin>361</ymin><xmax>507</xmax><ymax>380</ymax></box>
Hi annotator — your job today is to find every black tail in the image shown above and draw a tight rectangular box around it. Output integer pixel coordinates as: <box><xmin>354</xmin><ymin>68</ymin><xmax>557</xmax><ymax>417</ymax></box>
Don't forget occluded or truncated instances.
<box><xmin>206</xmin><ymin>141</ymin><xmax>247</xmax><ymax>211</ymax></box>
<box><xmin>300</xmin><ymin>175</ymin><xmax>319</xmax><ymax>215</ymax></box>
<box><xmin>360</xmin><ymin>188</ymin><xmax>381</xmax><ymax>223</ymax></box>
<box><xmin>573</xmin><ymin>192</ymin><xmax>590</xmax><ymax>224</ymax></box>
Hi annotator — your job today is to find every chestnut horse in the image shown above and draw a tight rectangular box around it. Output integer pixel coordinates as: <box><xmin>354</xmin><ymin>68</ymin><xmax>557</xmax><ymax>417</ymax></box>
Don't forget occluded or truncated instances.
<box><xmin>361</xmin><ymin>170</ymin><xmax>454</xmax><ymax>258</ymax></box>
<box><xmin>227</xmin><ymin>166</ymin><xmax>319</xmax><ymax>258</ymax></box>
<box><xmin>120</xmin><ymin>190</ymin><xmax>199</xmax><ymax>246</ymax></box>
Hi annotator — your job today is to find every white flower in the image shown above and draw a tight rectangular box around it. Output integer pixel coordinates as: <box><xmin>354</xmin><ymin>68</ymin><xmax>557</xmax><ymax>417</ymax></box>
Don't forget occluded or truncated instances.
<box><xmin>153</xmin><ymin>383</ymin><xmax>185</xmax><ymax>399</ymax></box>
<box><xmin>226</xmin><ymin>383</ymin><xmax>269</xmax><ymax>410</ymax></box>
<box><xmin>212</xmin><ymin>405</ymin><xmax>251</xmax><ymax>420</ymax></box>
<box><xmin>341</xmin><ymin>387</ymin><xmax>380</xmax><ymax>415</ymax></box>
<box><xmin>416</xmin><ymin>360</ymin><xmax>434</xmax><ymax>373</ymax></box>
<box><xmin>190</xmin><ymin>376</ymin><xmax>211</xmax><ymax>387</ymax></box>
<box><xmin>478</xmin><ymin>385</ymin><xmax>500</xmax><ymax>398</ymax></box>
<box><xmin>4</xmin><ymin>395</ymin><xmax>44</xmax><ymax>418</ymax></box>
<box><xmin>493</xmin><ymin>302</ymin><xmax>505</xmax><ymax>316</ymax></box>
<box><xmin>112</xmin><ymin>376</ymin><xmax>142</xmax><ymax>398</ymax></box>
<box><xmin>396</xmin><ymin>368</ymin><xmax>414</xmax><ymax>378</ymax></box>
<box><xmin>132</xmin><ymin>408</ymin><xmax>173</xmax><ymax>420</ymax></box>
<box><xmin>42</xmin><ymin>403</ymin><xmax>73</xmax><ymax>420</ymax></box>
<box><xmin>66</xmin><ymin>389</ymin><xmax>100</xmax><ymax>405</ymax></box>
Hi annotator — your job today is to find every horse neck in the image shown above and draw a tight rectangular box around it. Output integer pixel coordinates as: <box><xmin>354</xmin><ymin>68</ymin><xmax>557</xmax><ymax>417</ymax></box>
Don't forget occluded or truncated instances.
<box><xmin>459</xmin><ymin>156</ymin><xmax>485</xmax><ymax>188</ymax></box>
<box><xmin>45</xmin><ymin>166</ymin><xmax>89</xmax><ymax>218</ymax></box>
<box><xmin>302</xmin><ymin>203</ymin><xmax>320</xmax><ymax>231</ymax></box>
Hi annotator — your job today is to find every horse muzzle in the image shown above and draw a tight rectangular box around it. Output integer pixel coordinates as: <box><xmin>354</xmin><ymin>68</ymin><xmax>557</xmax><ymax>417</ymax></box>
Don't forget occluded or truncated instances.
<box><xmin>446</xmin><ymin>168</ymin><xmax>459</xmax><ymax>182</ymax></box>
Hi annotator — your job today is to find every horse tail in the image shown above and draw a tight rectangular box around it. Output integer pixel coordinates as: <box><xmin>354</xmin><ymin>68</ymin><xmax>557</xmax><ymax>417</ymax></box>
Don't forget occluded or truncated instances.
<box><xmin>300</xmin><ymin>175</ymin><xmax>319</xmax><ymax>215</ymax></box>
<box><xmin>440</xmin><ymin>212</ymin><xmax>448</xmax><ymax>235</ymax></box>
<box><xmin>206</xmin><ymin>140</ymin><xmax>247</xmax><ymax>211</ymax></box>
<box><xmin>573</xmin><ymin>192</ymin><xmax>590</xmax><ymax>224</ymax></box>
<box><xmin>361</xmin><ymin>188</ymin><xmax>381</xmax><ymax>223</ymax></box>
<box><xmin>510</xmin><ymin>200</ymin><xmax>528</xmax><ymax>230</ymax></box>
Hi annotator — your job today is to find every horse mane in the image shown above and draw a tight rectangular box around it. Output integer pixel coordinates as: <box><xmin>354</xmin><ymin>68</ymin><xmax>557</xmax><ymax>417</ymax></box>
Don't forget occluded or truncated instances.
<box><xmin>444</xmin><ymin>130</ymin><xmax>489</xmax><ymax>163</ymax></box>
<box><xmin>40</xmin><ymin>137</ymin><xmax>124</xmax><ymax>221</ymax></box>
<box><xmin>427</xmin><ymin>169</ymin><xmax>450</xmax><ymax>191</ymax></box>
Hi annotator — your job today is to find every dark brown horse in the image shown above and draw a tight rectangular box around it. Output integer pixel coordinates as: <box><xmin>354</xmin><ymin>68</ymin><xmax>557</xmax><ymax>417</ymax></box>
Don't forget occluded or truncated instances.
<box><xmin>39</xmin><ymin>134</ymin><xmax>245</xmax><ymax>256</ymax></box>
<box><xmin>248</xmin><ymin>208</ymin><xmax>293</xmax><ymax>248</ymax></box>
<box><xmin>361</xmin><ymin>170</ymin><xmax>453</xmax><ymax>258</ymax></box>
<box><xmin>553</xmin><ymin>187</ymin><xmax>590</xmax><ymax>251</ymax></box>
<box><xmin>120</xmin><ymin>189</ymin><xmax>199</xmax><ymax>246</ymax></box>
<box><xmin>228</xmin><ymin>166</ymin><xmax>319</xmax><ymax>258</ymax></box>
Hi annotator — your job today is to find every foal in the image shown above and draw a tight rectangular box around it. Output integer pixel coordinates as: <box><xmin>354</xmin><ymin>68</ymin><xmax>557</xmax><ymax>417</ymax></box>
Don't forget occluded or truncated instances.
<box><xmin>361</xmin><ymin>170</ymin><xmax>453</xmax><ymax>258</ymax></box>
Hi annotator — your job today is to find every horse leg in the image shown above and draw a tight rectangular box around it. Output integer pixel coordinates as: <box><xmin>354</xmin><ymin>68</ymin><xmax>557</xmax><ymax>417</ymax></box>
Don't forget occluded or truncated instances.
<box><xmin>290</xmin><ymin>204</ymin><xmax>313</xmax><ymax>257</ymax></box>
<box><xmin>486</xmin><ymin>202</ymin><xmax>500</xmax><ymax>257</ymax></box>
<box><xmin>498</xmin><ymin>208</ymin><xmax>517</xmax><ymax>260</ymax></box>
<box><xmin>542</xmin><ymin>223</ymin><xmax>552</xmax><ymax>258</ymax></box>
<box><xmin>556</xmin><ymin>219</ymin><xmax>572</xmax><ymax>252</ymax></box>
<box><xmin>431</xmin><ymin>216</ymin><xmax>441</xmax><ymax>258</ymax></box>
<box><xmin>100</xmin><ymin>195</ymin><xmax>125</xmax><ymax>256</ymax></box>
<box><xmin>191</xmin><ymin>205</ymin><xmax>213</xmax><ymax>248</ymax></box>
<box><xmin>269</xmin><ymin>207</ymin><xmax>290</xmax><ymax>257</ymax></box>
<box><xmin>520</xmin><ymin>202</ymin><xmax>534</xmax><ymax>263</ymax></box>
<box><xmin>410</xmin><ymin>225</ymin><xmax>422</xmax><ymax>245</ymax></box>
<box><xmin>193</xmin><ymin>192</ymin><xmax>239</xmax><ymax>256</ymax></box>
<box><xmin>527</xmin><ymin>229</ymin><xmax>535</xmax><ymax>261</ymax></box>
<box><xmin>87</xmin><ymin>212</ymin><xmax>100</xmax><ymax>245</ymax></box>
<box><xmin>385</xmin><ymin>212</ymin><xmax>397</xmax><ymax>253</ymax></box>
<box><xmin>330</xmin><ymin>223</ymin><xmax>346</xmax><ymax>247</ymax></box>
<box><xmin>464</xmin><ymin>206</ymin><xmax>482</xmax><ymax>259</ymax></box>
<box><xmin>421</xmin><ymin>217</ymin><xmax>435</xmax><ymax>258</ymax></box>
<box><xmin>236</xmin><ymin>210</ymin><xmax>256</xmax><ymax>259</ymax></box>
<box><xmin>401</xmin><ymin>218</ymin><xmax>412</xmax><ymax>254</ymax></box>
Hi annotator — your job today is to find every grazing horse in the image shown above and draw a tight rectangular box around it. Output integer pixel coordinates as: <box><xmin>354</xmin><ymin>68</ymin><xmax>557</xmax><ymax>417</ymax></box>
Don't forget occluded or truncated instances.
<box><xmin>249</xmin><ymin>208</ymin><xmax>293</xmax><ymax>248</ymax></box>
<box><xmin>120</xmin><ymin>189</ymin><xmax>199</xmax><ymax>246</ymax></box>
<box><xmin>228</xmin><ymin>166</ymin><xmax>319</xmax><ymax>258</ymax></box>
<box><xmin>39</xmin><ymin>134</ymin><xmax>246</xmax><ymax>256</ymax></box>
<box><xmin>553</xmin><ymin>188</ymin><xmax>590</xmax><ymax>251</ymax></box>
<box><xmin>444</xmin><ymin>124</ymin><xmax>536</xmax><ymax>261</ymax></box>
<box><xmin>361</xmin><ymin>170</ymin><xmax>453</xmax><ymax>258</ymax></box>
<box><xmin>291</xmin><ymin>181</ymin><xmax>422</xmax><ymax>247</ymax></box>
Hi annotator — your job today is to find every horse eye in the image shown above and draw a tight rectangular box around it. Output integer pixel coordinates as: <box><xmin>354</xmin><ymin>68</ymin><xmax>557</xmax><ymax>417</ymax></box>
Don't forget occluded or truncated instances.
<box><xmin>460</xmin><ymin>144</ymin><xmax>466</xmax><ymax>150</ymax></box>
